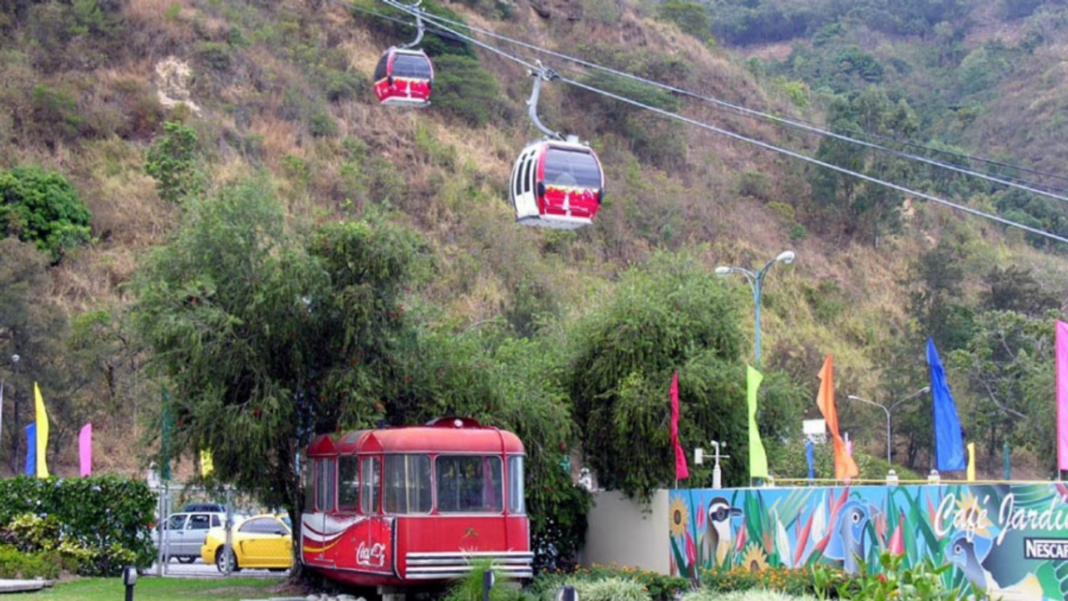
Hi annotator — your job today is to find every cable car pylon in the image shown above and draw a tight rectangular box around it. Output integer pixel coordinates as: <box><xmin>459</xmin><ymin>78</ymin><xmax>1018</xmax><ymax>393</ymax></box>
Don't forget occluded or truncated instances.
<box><xmin>373</xmin><ymin>0</ymin><xmax>434</xmax><ymax>107</ymax></box>
<box><xmin>510</xmin><ymin>61</ymin><xmax>605</xmax><ymax>230</ymax></box>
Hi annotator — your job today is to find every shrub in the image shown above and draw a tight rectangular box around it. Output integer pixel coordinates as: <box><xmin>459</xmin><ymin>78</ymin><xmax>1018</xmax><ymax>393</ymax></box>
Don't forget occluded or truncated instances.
<box><xmin>31</xmin><ymin>84</ymin><xmax>84</xmax><ymax>144</ymax></box>
<box><xmin>442</xmin><ymin>559</ymin><xmax>536</xmax><ymax>601</ymax></box>
<box><xmin>0</xmin><ymin>165</ymin><xmax>92</xmax><ymax>261</ymax></box>
<box><xmin>431</xmin><ymin>54</ymin><xmax>501</xmax><ymax>127</ymax></box>
<box><xmin>0</xmin><ymin>545</ymin><xmax>62</xmax><ymax>580</ymax></box>
<box><xmin>656</xmin><ymin>0</ymin><xmax>712</xmax><ymax>42</ymax></box>
<box><xmin>531</xmin><ymin>565</ymin><xmax>687</xmax><ymax>601</ymax></box>
<box><xmin>0</xmin><ymin>476</ymin><xmax>157</xmax><ymax>573</ymax></box>
<box><xmin>700</xmin><ymin>566</ymin><xmax>819</xmax><ymax>597</ymax></box>
<box><xmin>195</xmin><ymin>41</ymin><xmax>231</xmax><ymax>71</ymax></box>
<box><xmin>576</xmin><ymin>577</ymin><xmax>651</xmax><ymax>601</ymax></box>
<box><xmin>145</xmin><ymin>121</ymin><xmax>202</xmax><ymax>203</ymax></box>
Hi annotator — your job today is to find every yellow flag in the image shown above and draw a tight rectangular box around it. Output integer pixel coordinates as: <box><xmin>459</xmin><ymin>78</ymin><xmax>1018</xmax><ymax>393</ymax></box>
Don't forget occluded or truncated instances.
<box><xmin>34</xmin><ymin>383</ymin><xmax>49</xmax><ymax>478</ymax></box>
<box><xmin>966</xmin><ymin>442</ymin><xmax>976</xmax><ymax>482</ymax></box>
<box><xmin>200</xmin><ymin>450</ymin><xmax>214</xmax><ymax>477</ymax></box>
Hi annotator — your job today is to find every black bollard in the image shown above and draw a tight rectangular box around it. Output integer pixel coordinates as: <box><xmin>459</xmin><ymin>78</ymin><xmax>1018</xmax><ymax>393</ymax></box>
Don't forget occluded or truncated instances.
<box><xmin>555</xmin><ymin>585</ymin><xmax>578</xmax><ymax>601</ymax></box>
<box><xmin>122</xmin><ymin>566</ymin><xmax>138</xmax><ymax>601</ymax></box>
<box><xmin>482</xmin><ymin>570</ymin><xmax>496</xmax><ymax>601</ymax></box>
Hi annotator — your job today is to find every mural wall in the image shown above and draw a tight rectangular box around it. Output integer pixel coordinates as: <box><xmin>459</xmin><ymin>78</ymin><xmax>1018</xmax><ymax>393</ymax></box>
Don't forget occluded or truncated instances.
<box><xmin>669</xmin><ymin>484</ymin><xmax>1068</xmax><ymax>600</ymax></box>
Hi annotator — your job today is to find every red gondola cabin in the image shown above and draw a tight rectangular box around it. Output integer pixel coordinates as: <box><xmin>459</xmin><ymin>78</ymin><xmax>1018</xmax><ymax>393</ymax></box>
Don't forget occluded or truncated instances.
<box><xmin>374</xmin><ymin>48</ymin><xmax>434</xmax><ymax>107</ymax></box>
<box><xmin>301</xmin><ymin>418</ymin><xmax>531</xmax><ymax>588</ymax></box>
<box><xmin>510</xmin><ymin>138</ymin><xmax>604</xmax><ymax>229</ymax></box>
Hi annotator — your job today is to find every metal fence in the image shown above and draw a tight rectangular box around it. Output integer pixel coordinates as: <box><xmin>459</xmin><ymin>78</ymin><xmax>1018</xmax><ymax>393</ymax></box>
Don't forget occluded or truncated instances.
<box><xmin>153</xmin><ymin>483</ymin><xmax>270</xmax><ymax>577</ymax></box>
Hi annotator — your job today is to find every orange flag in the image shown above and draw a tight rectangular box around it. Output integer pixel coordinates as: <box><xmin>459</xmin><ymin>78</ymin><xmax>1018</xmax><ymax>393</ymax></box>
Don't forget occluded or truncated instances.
<box><xmin>815</xmin><ymin>355</ymin><xmax>859</xmax><ymax>480</ymax></box>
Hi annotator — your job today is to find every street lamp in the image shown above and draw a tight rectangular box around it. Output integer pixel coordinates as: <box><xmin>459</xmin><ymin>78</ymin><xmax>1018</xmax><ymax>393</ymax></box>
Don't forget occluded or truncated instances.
<box><xmin>847</xmin><ymin>386</ymin><xmax>930</xmax><ymax>464</ymax></box>
<box><xmin>715</xmin><ymin>251</ymin><xmax>795</xmax><ymax>364</ymax></box>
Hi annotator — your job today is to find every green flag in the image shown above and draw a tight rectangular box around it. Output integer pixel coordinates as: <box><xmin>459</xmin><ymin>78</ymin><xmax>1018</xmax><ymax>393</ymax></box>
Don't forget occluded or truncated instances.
<box><xmin>747</xmin><ymin>365</ymin><xmax>769</xmax><ymax>479</ymax></box>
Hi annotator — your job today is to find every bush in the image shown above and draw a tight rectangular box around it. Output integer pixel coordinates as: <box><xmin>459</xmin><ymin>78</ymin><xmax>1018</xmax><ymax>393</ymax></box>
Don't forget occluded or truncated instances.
<box><xmin>0</xmin><ymin>165</ymin><xmax>92</xmax><ymax>261</ymax></box>
<box><xmin>531</xmin><ymin>565</ymin><xmax>687</xmax><ymax>601</ymax></box>
<box><xmin>0</xmin><ymin>476</ymin><xmax>157</xmax><ymax>574</ymax></box>
<box><xmin>431</xmin><ymin>55</ymin><xmax>501</xmax><ymax>127</ymax></box>
<box><xmin>145</xmin><ymin>121</ymin><xmax>202</xmax><ymax>203</ymax></box>
<box><xmin>442</xmin><ymin>560</ymin><xmax>536</xmax><ymax>601</ymax></box>
<box><xmin>656</xmin><ymin>0</ymin><xmax>713</xmax><ymax>42</ymax></box>
<box><xmin>700</xmin><ymin>566</ymin><xmax>820</xmax><ymax>597</ymax></box>
<box><xmin>0</xmin><ymin>545</ymin><xmax>62</xmax><ymax>580</ymax></box>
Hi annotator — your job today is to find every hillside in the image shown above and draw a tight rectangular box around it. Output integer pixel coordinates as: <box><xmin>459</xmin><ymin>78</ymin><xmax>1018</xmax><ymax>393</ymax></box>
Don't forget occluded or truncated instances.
<box><xmin>1</xmin><ymin>0</ymin><xmax>1066</xmax><ymax>496</ymax></box>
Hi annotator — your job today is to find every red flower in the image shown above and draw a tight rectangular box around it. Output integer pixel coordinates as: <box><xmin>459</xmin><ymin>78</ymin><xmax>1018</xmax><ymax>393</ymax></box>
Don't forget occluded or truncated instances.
<box><xmin>685</xmin><ymin>532</ymin><xmax>697</xmax><ymax>567</ymax></box>
<box><xmin>877</xmin><ymin>573</ymin><xmax>887</xmax><ymax>584</ymax></box>
<box><xmin>696</xmin><ymin>502</ymin><xmax>705</xmax><ymax>532</ymax></box>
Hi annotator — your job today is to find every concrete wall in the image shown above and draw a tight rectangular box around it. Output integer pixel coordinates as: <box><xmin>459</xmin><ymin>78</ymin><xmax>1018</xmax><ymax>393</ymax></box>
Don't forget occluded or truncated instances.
<box><xmin>580</xmin><ymin>489</ymin><xmax>669</xmax><ymax>574</ymax></box>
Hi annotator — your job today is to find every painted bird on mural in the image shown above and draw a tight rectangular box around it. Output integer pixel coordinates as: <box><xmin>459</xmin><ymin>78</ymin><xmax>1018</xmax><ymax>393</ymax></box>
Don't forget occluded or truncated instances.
<box><xmin>821</xmin><ymin>500</ymin><xmax>869</xmax><ymax>575</ymax></box>
<box><xmin>947</xmin><ymin>533</ymin><xmax>1044</xmax><ymax>601</ymax></box>
<box><xmin>701</xmin><ymin>497</ymin><xmax>742</xmax><ymax>567</ymax></box>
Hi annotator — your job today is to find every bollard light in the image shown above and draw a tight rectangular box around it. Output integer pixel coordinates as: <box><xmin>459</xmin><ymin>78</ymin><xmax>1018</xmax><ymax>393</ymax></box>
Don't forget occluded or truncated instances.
<box><xmin>122</xmin><ymin>565</ymin><xmax>138</xmax><ymax>601</ymax></box>
<box><xmin>886</xmin><ymin>469</ymin><xmax>899</xmax><ymax>487</ymax></box>
<box><xmin>482</xmin><ymin>570</ymin><xmax>496</xmax><ymax>601</ymax></box>
<box><xmin>556</xmin><ymin>585</ymin><xmax>579</xmax><ymax>601</ymax></box>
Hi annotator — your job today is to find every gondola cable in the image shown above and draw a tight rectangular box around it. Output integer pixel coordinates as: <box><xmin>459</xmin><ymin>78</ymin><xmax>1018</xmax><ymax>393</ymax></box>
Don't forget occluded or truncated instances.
<box><xmin>381</xmin><ymin>0</ymin><xmax>1068</xmax><ymax>199</ymax></box>
<box><xmin>348</xmin><ymin>0</ymin><xmax>1068</xmax><ymax>244</ymax></box>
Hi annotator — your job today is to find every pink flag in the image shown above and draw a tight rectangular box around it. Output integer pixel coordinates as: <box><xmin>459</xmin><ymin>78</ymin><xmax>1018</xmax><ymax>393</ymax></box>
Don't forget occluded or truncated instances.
<box><xmin>1057</xmin><ymin>321</ymin><xmax>1068</xmax><ymax>471</ymax></box>
<box><xmin>79</xmin><ymin>424</ymin><xmax>92</xmax><ymax>477</ymax></box>
<box><xmin>670</xmin><ymin>372</ymin><xmax>689</xmax><ymax>480</ymax></box>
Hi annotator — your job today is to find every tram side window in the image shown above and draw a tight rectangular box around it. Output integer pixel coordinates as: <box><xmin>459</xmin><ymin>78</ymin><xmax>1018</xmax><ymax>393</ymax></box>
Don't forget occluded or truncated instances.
<box><xmin>361</xmin><ymin>457</ymin><xmax>380</xmax><ymax>514</ymax></box>
<box><xmin>338</xmin><ymin>456</ymin><xmax>360</xmax><ymax>511</ymax></box>
<box><xmin>384</xmin><ymin>455</ymin><xmax>431</xmax><ymax>514</ymax></box>
<box><xmin>374</xmin><ymin>53</ymin><xmax>389</xmax><ymax>82</ymax></box>
<box><xmin>316</xmin><ymin>459</ymin><xmax>336</xmax><ymax>512</ymax></box>
<box><xmin>507</xmin><ymin>456</ymin><xmax>525</xmax><ymax>515</ymax></box>
<box><xmin>303</xmin><ymin>455</ymin><xmax>315</xmax><ymax>512</ymax></box>
<box><xmin>436</xmin><ymin>456</ymin><xmax>503</xmax><ymax>513</ymax></box>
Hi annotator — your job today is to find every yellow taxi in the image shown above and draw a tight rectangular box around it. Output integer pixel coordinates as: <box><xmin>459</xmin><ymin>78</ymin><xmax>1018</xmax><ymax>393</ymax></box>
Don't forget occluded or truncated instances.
<box><xmin>201</xmin><ymin>514</ymin><xmax>292</xmax><ymax>572</ymax></box>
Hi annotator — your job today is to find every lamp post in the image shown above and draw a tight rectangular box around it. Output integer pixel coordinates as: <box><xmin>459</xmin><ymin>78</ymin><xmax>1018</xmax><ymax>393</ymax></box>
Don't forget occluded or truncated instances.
<box><xmin>847</xmin><ymin>386</ymin><xmax>930</xmax><ymax>464</ymax></box>
<box><xmin>715</xmin><ymin>251</ymin><xmax>796</xmax><ymax>364</ymax></box>
<box><xmin>0</xmin><ymin>354</ymin><xmax>18</xmax><ymax>471</ymax></box>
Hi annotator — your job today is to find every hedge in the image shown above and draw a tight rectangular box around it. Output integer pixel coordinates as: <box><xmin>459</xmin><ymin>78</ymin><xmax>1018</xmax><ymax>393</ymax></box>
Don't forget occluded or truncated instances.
<box><xmin>0</xmin><ymin>476</ymin><xmax>157</xmax><ymax>571</ymax></box>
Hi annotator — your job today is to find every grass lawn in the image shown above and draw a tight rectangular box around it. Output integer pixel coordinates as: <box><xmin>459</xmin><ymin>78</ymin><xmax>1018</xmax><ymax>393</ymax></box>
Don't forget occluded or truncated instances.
<box><xmin>31</xmin><ymin>576</ymin><xmax>295</xmax><ymax>601</ymax></box>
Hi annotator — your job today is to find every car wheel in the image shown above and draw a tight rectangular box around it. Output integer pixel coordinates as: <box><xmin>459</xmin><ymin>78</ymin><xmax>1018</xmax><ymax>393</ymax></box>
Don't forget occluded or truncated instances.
<box><xmin>177</xmin><ymin>556</ymin><xmax>195</xmax><ymax>564</ymax></box>
<box><xmin>215</xmin><ymin>546</ymin><xmax>240</xmax><ymax>573</ymax></box>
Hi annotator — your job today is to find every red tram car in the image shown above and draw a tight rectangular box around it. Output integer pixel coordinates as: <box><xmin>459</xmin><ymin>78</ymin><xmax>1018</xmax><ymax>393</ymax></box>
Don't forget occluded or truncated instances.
<box><xmin>301</xmin><ymin>418</ymin><xmax>532</xmax><ymax>588</ymax></box>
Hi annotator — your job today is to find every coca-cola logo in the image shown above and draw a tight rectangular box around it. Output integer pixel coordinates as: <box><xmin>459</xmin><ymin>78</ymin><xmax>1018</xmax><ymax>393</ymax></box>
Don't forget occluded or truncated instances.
<box><xmin>356</xmin><ymin>542</ymin><xmax>386</xmax><ymax>567</ymax></box>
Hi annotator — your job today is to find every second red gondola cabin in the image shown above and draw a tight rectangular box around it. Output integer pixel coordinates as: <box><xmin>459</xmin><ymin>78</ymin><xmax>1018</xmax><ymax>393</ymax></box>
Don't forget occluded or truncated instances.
<box><xmin>373</xmin><ymin>48</ymin><xmax>434</xmax><ymax>107</ymax></box>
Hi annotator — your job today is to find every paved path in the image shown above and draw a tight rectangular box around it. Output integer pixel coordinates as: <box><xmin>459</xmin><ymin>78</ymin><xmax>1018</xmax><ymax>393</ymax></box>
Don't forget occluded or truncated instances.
<box><xmin>147</xmin><ymin>559</ymin><xmax>289</xmax><ymax>579</ymax></box>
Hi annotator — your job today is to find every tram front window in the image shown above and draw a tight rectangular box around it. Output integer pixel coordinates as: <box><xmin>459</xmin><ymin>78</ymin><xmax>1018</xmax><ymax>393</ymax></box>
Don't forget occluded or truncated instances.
<box><xmin>384</xmin><ymin>454</ymin><xmax>431</xmax><ymax>514</ymax></box>
<box><xmin>436</xmin><ymin>456</ymin><xmax>503</xmax><ymax>513</ymax></box>
<box><xmin>507</xmin><ymin>456</ymin><xmax>525</xmax><ymax>515</ymax></box>
<box><xmin>338</xmin><ymin>455</ymin><xmax>360</xmax><ymax>511</ymax></box>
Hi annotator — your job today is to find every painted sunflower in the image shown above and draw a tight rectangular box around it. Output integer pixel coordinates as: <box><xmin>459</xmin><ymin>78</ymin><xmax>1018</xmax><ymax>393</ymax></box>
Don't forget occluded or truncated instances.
<box><xmin>669</xmin><ymin>495</ymin><xmax>690</xmax><ymax>538</ymax></box>
<box><xmin>954</xmin><ymin>490</ymin><xmax>992</xmax><ymax>538</ymax></box>
<box><xmin>741</xmin><ymin>542</ymin><xmax>769</xmax><ymax>573</ymax></box>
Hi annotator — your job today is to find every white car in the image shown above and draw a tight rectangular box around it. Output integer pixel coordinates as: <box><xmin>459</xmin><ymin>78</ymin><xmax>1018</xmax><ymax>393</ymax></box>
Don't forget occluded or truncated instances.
<box><xmin>152</xmin><ymin>512</ymin><xmax>228</xmax><ymax>563</ymax></box>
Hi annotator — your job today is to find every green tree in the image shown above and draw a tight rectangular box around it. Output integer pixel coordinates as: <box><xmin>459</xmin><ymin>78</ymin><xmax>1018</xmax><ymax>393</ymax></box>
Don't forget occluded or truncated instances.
<box><xmin>0</xmin><ymin>166</ymin><xmax>92</xmax><ymax>262</ymax></box>
<box><xmin>656</xmin><ymin>0</ymin><xmax>713</xmax><ymax>42</ymax></box>
<box><xmin>568</xmin><ymin>252</ymin><xmax>800</xmax><ymax>500</ymax></box>
<box><xmin>133</xmin><ymin>180</ymin><xmax>423</xmax><ymax>577</ymax></box>
<box><xmin>981</xmin><ymin>265</ymin><xmax>1060</xmax><ymax>317</ymax></box>
<box><xmin>144</xmin><ymin>121</ymin><xmax>202</xmax><ymax>203</ymax></box>
<box><xmin>906</xmin><ymin>236</ymin><xmax>974</xmax><ymax>351</ymax></box>
<box><xmin>0</xmin><ymin>237</ymin><xmax>72</xmax><ymax>474</ymax></box>
<box><xmin>950</xmin><ymin>311</ymin><xmax>1055</xmax><ymax>472</ymax></box>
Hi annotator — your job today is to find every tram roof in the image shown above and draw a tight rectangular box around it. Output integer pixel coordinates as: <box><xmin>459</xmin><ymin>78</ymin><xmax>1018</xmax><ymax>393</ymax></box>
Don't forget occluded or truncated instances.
<box><xmin>306</xmin><ymin>418</ymin><xmax>524</xmax><ymax>456</ymax></box>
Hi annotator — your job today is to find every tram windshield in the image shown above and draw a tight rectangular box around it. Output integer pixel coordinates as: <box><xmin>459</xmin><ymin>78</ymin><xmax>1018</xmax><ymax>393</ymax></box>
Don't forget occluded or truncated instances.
<box><xmin>543</xmin><ymin>148</ymin><xmax>601</xmax><ymax>189</ymax></box>
<box><xmin>385</xmin><ymin>455</ymin><xmax>432</xmax><ymax>514</ymax></box>
<box><xmin>393</xmin><ymin>53</ymin><xmax>432</xmax><ymax>80</ymax></box>
<box><xmin>436</xmin><ymin>455</ymin><xmax>502</xmax><ymax>513</ymax></box>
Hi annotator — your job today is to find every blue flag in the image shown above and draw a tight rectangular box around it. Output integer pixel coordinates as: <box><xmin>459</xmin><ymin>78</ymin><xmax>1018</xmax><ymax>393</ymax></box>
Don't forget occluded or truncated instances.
<box><xmin>25</xmin><ymin>424</ymin><xmax>35</xmax><ymax>476</ymax></box>
<box><xmin>927</xmin><ymin>338</ymin><xmax>966</xmax><ymax>471</ymax></box>
<box><xmin>805</xmin><ymin>439</ymin><xmax>815</xmax><ymax>480</ymax></box>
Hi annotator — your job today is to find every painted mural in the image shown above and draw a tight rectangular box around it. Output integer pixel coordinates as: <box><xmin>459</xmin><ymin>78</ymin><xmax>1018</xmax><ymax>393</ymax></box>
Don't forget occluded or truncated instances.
<box><xmin>669</xmin><ymin>484</ymin><xmax>1068</xmax><ymax>601</ymax></box>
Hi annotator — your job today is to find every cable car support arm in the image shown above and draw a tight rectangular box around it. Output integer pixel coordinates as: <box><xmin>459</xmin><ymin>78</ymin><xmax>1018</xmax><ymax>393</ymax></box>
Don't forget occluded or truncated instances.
<box><xmin>527</xmin><ymin>62</ymin><xmax>564</xmax><ymax>141</ymax></box>
<box><xmin>398</xmin><ymin>0</ymin><xmax>425</xmax><ymax>49</ymax></box>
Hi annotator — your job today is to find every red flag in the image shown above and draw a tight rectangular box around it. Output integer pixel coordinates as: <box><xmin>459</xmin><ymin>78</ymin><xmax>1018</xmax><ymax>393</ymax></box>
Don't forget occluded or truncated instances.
<box><xmin>671</xmin><ymin>371</ymin><xmax>690</xmax><ymax>480</ymax></box>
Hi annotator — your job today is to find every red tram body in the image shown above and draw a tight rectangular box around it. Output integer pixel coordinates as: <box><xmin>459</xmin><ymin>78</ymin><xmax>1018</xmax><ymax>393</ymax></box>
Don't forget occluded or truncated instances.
<box><xmin>301</xmin><ymin>418</ymin><xmax>532</xmax><ymax>588</ymax></box>
<box><xmin>373</xmin><ymin>48</ymin><xmax>434</xmax><ymax>107</ymax></box>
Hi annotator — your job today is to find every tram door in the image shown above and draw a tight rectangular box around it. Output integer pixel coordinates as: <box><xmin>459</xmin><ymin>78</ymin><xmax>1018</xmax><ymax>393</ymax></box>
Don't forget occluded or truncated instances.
<box><xmin>359</xmin><ymin>455</ymin><xmax>393</xmax><ymax>574</ymax></box>
<box><xmin>307</xmin><ymin>457</ymin><xmax>336</xmax><ymax>567</ymax></box>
